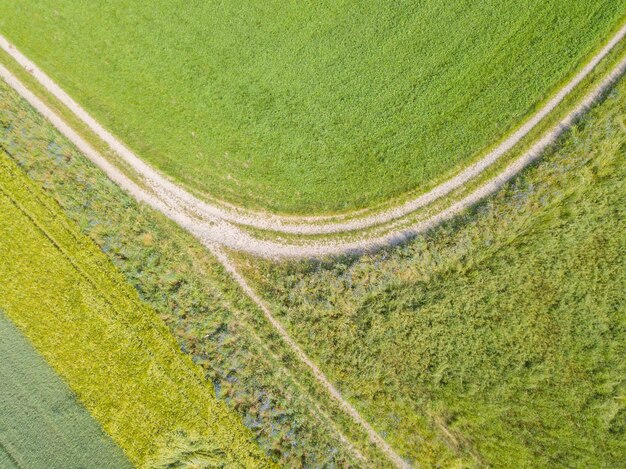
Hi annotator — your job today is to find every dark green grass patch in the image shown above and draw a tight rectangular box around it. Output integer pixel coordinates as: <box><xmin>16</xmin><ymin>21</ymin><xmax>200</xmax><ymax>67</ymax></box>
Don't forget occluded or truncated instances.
<box><xmin>0</xmin><ymin>312</ymin><xmax>132</xmax><ymax>469</ymax></box>
<box><xmin>238</xmin><ymin>78</ymin><xmax>626</xmax><ymax>466</ymax></box>
<box><xmin>1</xmin><ymin>1</ymin><xmax>624</xmax><ymax>212</ymax></box>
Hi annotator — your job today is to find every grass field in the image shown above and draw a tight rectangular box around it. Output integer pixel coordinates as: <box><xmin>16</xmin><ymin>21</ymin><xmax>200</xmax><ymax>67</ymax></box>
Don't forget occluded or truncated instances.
<box><xmin>0</xmin><ymin>312</ymin><xmax>132</xmax><ymax>469</ymax></box>
<box><xmin>0</xmin><ymin>149</ymin><xmax>271</xmax><ymax>467</ymax></box>
<box><xmin>237</xmin><ymin>77</ymin><xmax>626</xmax><ymax>466</ymax></box>
<box><xmin>0</xmin><ymin>79</ymin><xmax>388</xmax><ymax>466</ymax></box>
<box><xmin>1</xmin><ymin>1</ymin><xmax>624</xmax><ymax>213</ymax></box>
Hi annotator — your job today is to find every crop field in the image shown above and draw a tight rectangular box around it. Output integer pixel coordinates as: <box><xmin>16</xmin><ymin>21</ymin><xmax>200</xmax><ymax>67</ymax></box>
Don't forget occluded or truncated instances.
<box><xmin>1</xmin><ymin>1</ymin><xmax>624</xmax><ymax>213</ymax></box>
<box><xmin>237</xmin><ymin>77</ymin><xmax>626</xmax><ymax>466</ymax></box>
<box><xmin>0</xmin><ymin>312</ymin><xmax>131</xmax><ymax>469</ymax></box>
<box><xmin>0</xmin><ymin>79</ymin><xmax>383</xmax><ymax>466</ymax></box>
<box><xmin>0</xmin><ymin>150</ymin><xmax>270</xmax><ymax>467</ymax></box>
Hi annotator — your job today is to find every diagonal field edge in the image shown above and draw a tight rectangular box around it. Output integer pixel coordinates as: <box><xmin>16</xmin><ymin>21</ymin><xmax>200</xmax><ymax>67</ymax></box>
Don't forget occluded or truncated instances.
<box><xmin>0</xmin><ymin>22</ymin><xmax>625</xmax><ymax>235</ymax></box>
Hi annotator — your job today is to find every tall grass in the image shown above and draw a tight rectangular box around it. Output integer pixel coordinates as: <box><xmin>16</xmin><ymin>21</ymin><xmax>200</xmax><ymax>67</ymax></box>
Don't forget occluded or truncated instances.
<box><xmin>1</xmin><ymin>0</ymin><xmax>624</xmax><ymax>212</ymax></box>
<box><xmin>0</xmin><ymin>152</ymin><xmax>271</xmax><ymax>468</ymax></box>
<box><xmin>238</xmin><ymin>78</ymin><xmax>626</xmax><ymax>466</ymax></box>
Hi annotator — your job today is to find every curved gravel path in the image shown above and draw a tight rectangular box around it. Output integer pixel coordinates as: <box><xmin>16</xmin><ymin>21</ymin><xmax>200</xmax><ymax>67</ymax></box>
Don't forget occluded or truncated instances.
<box><xmin>1</xmin><ymin>23</ymin><xmax>625</xmax><ymax>237</ymax></box>
<box><xmin>1</xmin><ymin>41</ymin><xmax>625</xmax><ymax>258</ymax></box>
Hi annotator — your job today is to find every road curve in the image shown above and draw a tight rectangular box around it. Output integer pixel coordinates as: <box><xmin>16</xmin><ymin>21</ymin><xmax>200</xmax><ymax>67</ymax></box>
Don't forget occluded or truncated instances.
<box><xmin>1</xmin><ymin>23</ymin><xmax>625</xmax><ymax>236</ymax></box>
<box><xmin>1</xmin><ymin>45</ymin><xmax>625</xmax><ymax>257</ymax></box>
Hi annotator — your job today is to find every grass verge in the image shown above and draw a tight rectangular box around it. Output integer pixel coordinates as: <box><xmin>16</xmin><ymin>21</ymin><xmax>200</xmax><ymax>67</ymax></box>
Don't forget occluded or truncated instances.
<box><xmin>0</xmin><ymin>150</ymin><xmax>271</xmax><ymax>468</ymax></box>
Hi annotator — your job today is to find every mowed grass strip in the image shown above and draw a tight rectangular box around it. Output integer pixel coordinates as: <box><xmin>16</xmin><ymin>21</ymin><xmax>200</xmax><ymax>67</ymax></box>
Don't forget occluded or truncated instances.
<box><xmin>1</xmin><ymin>1</ymin><xmax>624</xmax><ymax>213</ymax></box>
<box><xmin>0</xmin><ymin>312</ymin><xmax>132</xmax><ymax>469</ymax></box>
<box><xmin>0</xmin><ymin>152</ymin><xmax>272</xmax><ymax>468</ymax></box>
<box><xmin>237</xmin><ymin>78</ymin><xmax>626</xmax><ymax>466</ymax></box>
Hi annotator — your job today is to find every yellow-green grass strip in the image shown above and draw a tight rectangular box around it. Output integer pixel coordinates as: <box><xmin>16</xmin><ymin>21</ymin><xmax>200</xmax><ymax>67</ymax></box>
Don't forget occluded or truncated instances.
<box><xmin>0</xmin><ymin>151</ymin><xmax>273</xmax><ymax>468</ymax></box>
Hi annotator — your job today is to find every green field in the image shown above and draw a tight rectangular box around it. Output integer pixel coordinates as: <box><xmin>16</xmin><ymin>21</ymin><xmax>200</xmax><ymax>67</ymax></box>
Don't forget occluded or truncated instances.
<box><xmin>0</xmin><ymin>78</ymin><xmax>380</xmax><ymax>466</ymax></box>
<box><xmin>0</xmin><ymin>150</ymin><xmax>271</xmax><ymax>467</ymax></box>
<box><xmin>1</xmin><ymin>1</ymin><xmax>624</xmax><ymax>213</ymax></box>
<box><xmin>237</xmin><ymin>77</ymin><xmax>626</xmax><ymax>465</ymax></box>
<box><xmin>0</xmin><ymin>312</ymin><xmax>132</xmax><ymax>469</ymax></box>
<box><xmin>2</xmin><ymin>4</ymin><xmax>626</xmax><ymax>466</ymax></box>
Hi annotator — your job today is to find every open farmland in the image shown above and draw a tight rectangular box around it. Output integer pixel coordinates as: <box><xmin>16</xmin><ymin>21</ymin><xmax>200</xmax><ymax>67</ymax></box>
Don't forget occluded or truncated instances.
<box><xmin>236</xmin><ymin>76</ymin><xmax>626</xmax><ymax>466</ymax></box>
<box><xmin>0</xmin><ymin>150</ymin><xmax>271</xmax><ymax>468</ymax></box>
<box><xmin>1</xmin><ymin>2</ymin><xmax>626</xmax><ymax>467</ymax></box>
<box><xmin>0</xmin><ymin>1</ymin><xmax>624</xmax><ymax>213</ymax></box>
<box><xmin>0</xmin><ymin>79</ymin><xmax>387</xmax><ymax>466</ymax></box>
<box><xmin>2</xmin><ymin>51</ymin><xmax>624</xmax><ymax>466</ymax></box>
<box><xmin>0</xmin><ymin>312</ymin><xmax>131</xmax><ymax>469</ymax></box>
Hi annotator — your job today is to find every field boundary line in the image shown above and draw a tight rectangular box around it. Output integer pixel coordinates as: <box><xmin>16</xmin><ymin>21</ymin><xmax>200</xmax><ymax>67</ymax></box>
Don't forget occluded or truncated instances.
<box><xmin>0</xmin><ymin>23</ymin><xmax>625</xmax><ymax>236</ymax></box>
<box><xmin>210</xmin><ymin>246</ymin><xmax>410</xmax><ymax>468</ymax></box>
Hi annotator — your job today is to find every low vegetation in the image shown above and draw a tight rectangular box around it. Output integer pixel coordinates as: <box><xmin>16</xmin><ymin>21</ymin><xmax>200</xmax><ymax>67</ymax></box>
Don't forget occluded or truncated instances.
<box><xmin>237</xmin><ymin>77</ymin><xmax>626</xmax><ymax>466</ymax></box>
<box><xmin>0</xmin><ymin>150</ymin><xmax>271</xmax><ymax>468</ymax></box>
<box><xmin>0</xmin><ymin>312</ymin><xmax>131</xmax><ymax>469</ymax></box>
<box><xmin>0</xmin><ymin>79</ymin><xmax>385</xmax><ymax>466</ymax></box>
<box><xmin>1</xmin><ymin>1</ymin><xmax>624</xmax><ymax>212</ymax></box>
<box><xmin>147</xmin><ymin>431</ymin><xmax>229</xmax><ymax>469</ymax></box>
